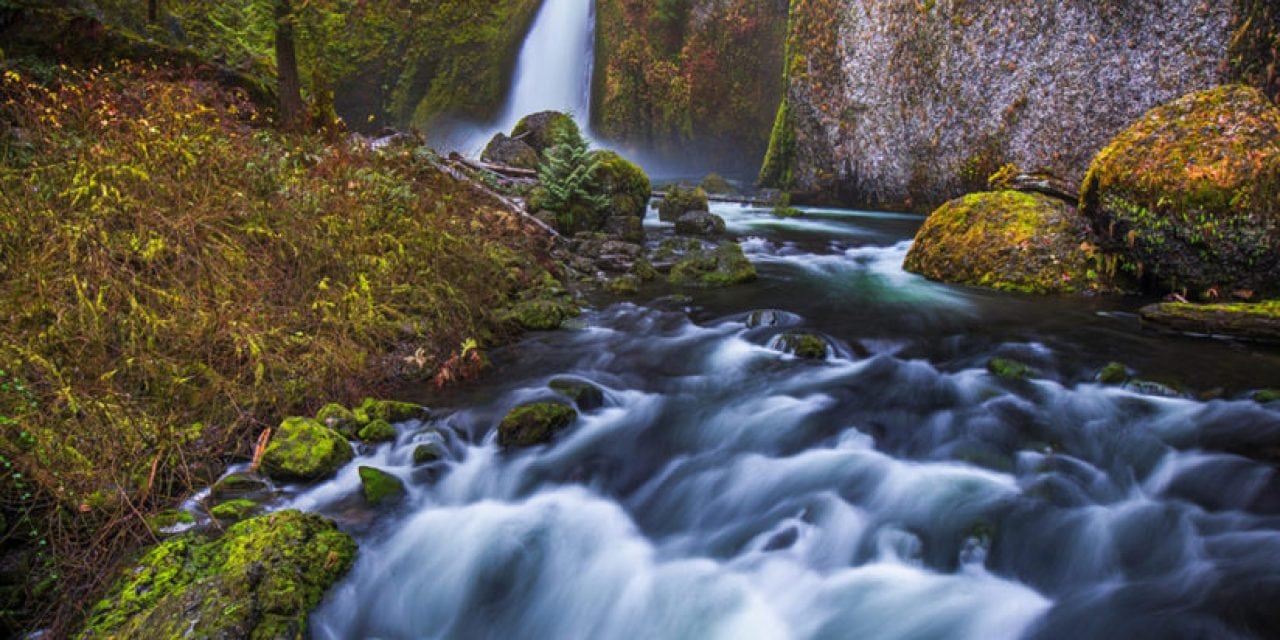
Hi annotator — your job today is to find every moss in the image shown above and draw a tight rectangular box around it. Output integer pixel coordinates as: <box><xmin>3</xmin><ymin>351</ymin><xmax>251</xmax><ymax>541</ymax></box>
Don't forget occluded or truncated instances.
<box><xmin>668</xmin><ymin>242</ymin><xmax>758</xmax><ymax>288</ymax></box>
<box><xmin>358</xmin><ymin>466</ymin><xmax>404</xmax><ymax>506</ymax></box>
<box><xmin>412</xmin><ymin>443</ymin><xmax>444</xmax><ymax>465</ymax></box>
<box><xmin>1080</xmin><ymin>85</ymin><xmax>1280</xmax><ymax>296</ymax></box>
<box><xmin>508</xmin><ymin>299</ymin><xmax>575</xmax><ymax>331</ymax></box>
<box><xmin>261</xmin><ymin>417</ymin><xmax>353</xmax><ymax>482</ymax></box>
<box><xmin>606</xmin><ymin>275</ymin><xmax>642</xmax><ymax>296</ymax></box>
<box><xmin>631</xmin><ymin>259</ymin><xmax>659</xmax><ymax>282</ymax></box>
<box><xmin>590</xmin><ymin>150</ymin><xmax>652</xmax><ymax>220</ymax></box>
<box><xmin>776</xmin><ymin>333</ymin><xmax>827</xmax><ymax>359</ymax></box>
<box><xmin>1139</xmin><ymin>300</ymin><xmax>1280</xmax><ymax>341</ymax></box>
<box><xmin>316</xmin><ymin>403</ymin><xmax>360</xmax><ymax>438</ymax></box>
<box><xmin>210</xmin><ymin>473</ymin><xmax>269</xmax><ymax>500</ymax></box>
<box><xmin>700</xmin><ymin>173</ymin><xmax>735</xmax><ymax>194</ymax></box>
<box><xmin>145</xmin><ymin>509</ymin><xmax>194</xmax><ymax>535</ymax></box>
<box><xmin>658</xmin><ymin>186</ymin><xmax>709</xmax><ymax>222</ymax></box>
<box><xmin>513</xmin><ymin>111</ymin><xmax>581</xmax><ymax>156</ymax></box>
<box><xmin>209</xmin><ymin>499</ymin><xmax>259</xmax><ymax>523</ymax></box>
<box><xmin>772</xmin><ymin>206</ymin><xmax>804</xmax><ymax>218</ymax></box>
<box><xmin>81</xmin><ymin>511</ymin><xmax>355</xmax><ymax>639</ymax></box>
<box><xmin>498</xmin><ymin>402</ymin><xmax>578</xmax><ymax>448</ymax></box>
<box><xmin>904</xmin><ymin>191</ymin><xmax>1109</xmax><ymax>295</ymax></box>
<box><xmin>357</xmin><ymin>419</ymin><xmax>396</xmax><ymax>443</ymax></box>
<box><xmin>549</xmin><ymin>378</ymin><xmax>606</xmax><ymax>411</ymax></box>
<box><xmin>357</xmin><ymin>398</ymin><xmax>423</xmax><ymax>425</ymax></box>
<box><xmin>1098</xmin><ymin>362</ymin><xmax>1129</xmax><ymax>385</ymax></box>
<box><xmin>988</xmin><ymin>358</ymin><xmax>1034</xmax><ymax>381</ymax></box>
<box><xmin>1255</xmin><ymin>389</ymin><xmax>1280</xmax><ymax>403</ymax></box>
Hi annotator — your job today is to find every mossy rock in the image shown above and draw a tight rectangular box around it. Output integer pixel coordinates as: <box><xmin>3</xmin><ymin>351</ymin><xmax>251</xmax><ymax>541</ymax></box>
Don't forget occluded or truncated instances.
<box><xmin>1138</xmin><ymin>300</ymin><xmax>1280</xmax><ymax>342</ymax></box>
<box><xmin>412</xmin><ymin>443</ymin><xmax>445</xmax><ymax>465</ymax></box>
<box><xmin>482</xmin><ymin>133</ymin><xmax>540</xmax><ymax>170</ymax></box>
<box><xmin>904</xmin><ymin>191</ymin><xmax>1107</xmax><ymax>294</ymax></box>
<box><xmin>988</xmin><ymin>358</ymin><xmax>1034</xmax><ymax>381</ymax></box>
<box><xmin>668</xmin><ymin>242</ymin><xmax>757</xmax><ymax>288</ymax></box>
<box><xmin>631</xmin><ymin>258</ymin><xmax>659</xmax><ymax>282</ymax></box>
<box><xmin>1098</xmin><ymin>362</ymin><xmax>1130</xmax><ymax>385</ymax></box>
<box><xmin>775</xmin><ymin>333</ymin><xmax>827</xmax><ymax>359</ymax></box>
<box><xmin>590</xmin><ymin>149</ymin><xmax>652</xmax><ymax>221</ymax></box>
<box><xmin>1125</xmin><ymin>379</ymin><xmax>1188</xmax><ymax>399</ymax></box>
<box><xmin>145</xmin><ymin>509</ymin><xmax>194</xmax><ymax>535</ymax></box>
<box><xmin>658</xmin><ymin>186</ymin><xmax>710</xmax><ymax>222</ymax></box>
<box><xmin>772</xmin><ymin>206</ymin><xmax>804</xmax><ymax>218</ymax></box>
<box><xmin>606</xmin><ymin>274</ymin><xmax>641</xmax><ymax>296</ymax></box>
<box><xmin>261</xmin><ymin>417</ymin><xmax>353</xmax><ymax>483</ymax></box>
<box><xmin>357</xmin><ymin>398</ymin><xmax>424</xmax><ymax>424</ymax></box>
<box><xmin>1255</xmin><ymin>389</ymin><xmax>1280</xmax><ymax>403</ymax></box>
<box><xmin>358</xmin><ymin>466</ymin><xmax>405</xmax><ymax>506</ymax></box>
<box><xmin>357</xmin><ymin>419</ymin><xmax>397</xmax><ymax>443</ymax></box>
<box><xmin>549</xmin><ymin>378</ymin><xmax>606</xmax><ymax>411</ymax></box>
<box><xmin>209</xmin><ymin>499</ymin><xmax>259</xmax><ymax>523</ymax></box>
<box><xmin>508</xmin><ymin>299</ymin><xmax>576</xmax><ymax>331</ymax></box>
<box><xmin>316</xmin><ymin>403</ymin><xmax>360</xmax><ymax>438</ymax></box>
<box><xmin>80</xmin><ymin>511</ymin><xmax>355</xmax><ymax>639</ymax></box>
<box><xmin>674</xmin><ymin>211</ymin><xmax>727</xmax><ymax>237</ymax></box>
<box><xmin>210</xmin><ymin>472</ymin><xmax>270</xmax><ymax>500</ymax></box>
<box><xmin>700</xmin><ymin>173</ymin><xmax>735</xmax><ymax>194</ymax></box>
<box><xmin>1081</xmin><ymin>85</ymin><xmax>1280</xmax><ymax>297</ymax></box>
<box><xmin>498</xmin><ymin>402</ymin><xmax>578</xmax><ymax>448</ymax></box>
<box><xmin>512</xmin><ymin>111</ymin><xmax>580</xmax><ymax>156</ymax></box>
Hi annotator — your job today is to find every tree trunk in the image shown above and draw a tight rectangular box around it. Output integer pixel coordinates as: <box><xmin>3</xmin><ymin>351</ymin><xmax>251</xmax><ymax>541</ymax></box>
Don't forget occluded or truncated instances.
<box><xmin>147</xmin><ymin>0</ymin><xmax>158</xmax><ymax>23</ymax></box>
<box><xmin>274</xmin><ymin>0</ymin><xmax>305</xmax><ymax>131</ymax></box>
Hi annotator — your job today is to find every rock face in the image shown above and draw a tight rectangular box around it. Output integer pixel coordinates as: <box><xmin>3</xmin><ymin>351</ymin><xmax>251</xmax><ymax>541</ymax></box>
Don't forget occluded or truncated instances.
<box><xmin>762</xmin><ymin>0</ymin><xmax>1240</xmax><ymax>209</ymax></box>
<box><xmin>1140</xmin><ymin>300</ymin><xmax>1280</xmax><ymax>342</ymax></box>
<box><xmin>261</xmin><ymin>417</ymin><xmax>353</xmax><ymax>482</ymax></box>
<box><xmin>1080</xmin><ymin>85</ymin><xmax>1280</xmax><ymax>297</ymax></box>
<box><xmin>81</xmin><ymin>511</ymin><xmax>355</xmax><ymax>639</ymax></box>
<box><xmin>904</xmin><ymin>191</ymin><xmax>1109</xmax><ymax>294</ymax></box>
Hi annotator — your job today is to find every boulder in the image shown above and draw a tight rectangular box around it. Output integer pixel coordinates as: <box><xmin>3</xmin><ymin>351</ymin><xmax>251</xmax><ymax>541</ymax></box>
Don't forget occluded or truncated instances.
<box><xmin>987</xmin><ymin>358</ymin><xmax>1034</xmax><ymax>381</ymax></box>
<box><xmin>357</xmin><ymin>419</ymin><xmax>396</xmax><ymax>443</ymax></box>
<box><xmin>668</xmin><ymin>242</ymin><xmax>757</xmax><ymax>288</ymax></box>
<box><xmin>1139</xmin><ymin>300</ymin><xmax>1280</xmax><ymax>342</ymax></box>
<box><xmin>498</xmin><ymin>402</ymin><xmax>578</xmax><ymax>448</ymax></box>
<box><xmin>512</xmin><ymin>111</ymin><xmax>580</xmax><ymax>156</ymax></box>
<box><xmin>590</xmin><ymin>149</ymin><xmax>651</xmax><ymax>221</ymax></box>
<box><xmin>549</xmin><ymin>378</ymin><xmax>606</xmax><ymax>411</ymax></box>
<box><xmin>1081</xmin><ymin>85</ymin><xmax>1280</xmax><ymax>297</ymax></box>
<box><xmin>209</xmin><ymin>499</ymin><xmax>259</xmax><ymax>523</ymax></box>
<box><xmin>658</xmin><ymin>186</ymin><xmax>709</xmax><ymax>222</ymax></box>
<box><xmin>904</xmin><ymin>191</ymin><xmax>1108</xmax><ymax>294</ymax></box>
<box><xmin>675</xmin><ymin>211</ymin><xmax>727</xmax><ymax>237</ymax></box>
<box><xmin>80</xmin><ymin>511</ymin><xmax>355</xmax><ymax>639</ymax></box>
<box><xmin>261</xmin><ymin>417</ymin><xmax>353</xmax><ymax>482</ymax></box>
<box><xmin>210</xmin><ymin>472</ymin><xmax>271</xmax><ymax>500</ymax></box>
<box><xmin>1097</xmin><ymin>362</ymin><xmax>1130</xmax><ymax>385</ymax></box>
<box><xmin>481</xmin><ymin>133</ymin><xmax>540</xmax><ymax>170</ymax></box>
<box><xmin>412</xmin><ymin>442</ymin><xmax>445</xmax><ymax>465</ymax></box>
<box><xmin>358</xmin><ymin>466</ymin><xmax>405</xmax><ymax>505</ymax></box>
<box><xmin>775</xmin><ymin>333</ymin><xmax>827</xmax><ymax>359</ymax></box>
<box><xmin>356</xmin><ymin>398</ymin><xmax>424</xmax><ymax>424</ymax></box>
<box><xmin>315</xmin><ymin>403</ymin><xmax>359</xmax><ymax>438</ymax></box>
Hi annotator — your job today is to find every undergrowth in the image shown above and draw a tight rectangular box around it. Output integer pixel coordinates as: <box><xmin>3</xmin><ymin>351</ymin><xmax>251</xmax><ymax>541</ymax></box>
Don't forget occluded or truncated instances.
<box><xmin>0</xmin><ymin>61</ymin><xmax>554</xmax><ymax>634</ymax></box>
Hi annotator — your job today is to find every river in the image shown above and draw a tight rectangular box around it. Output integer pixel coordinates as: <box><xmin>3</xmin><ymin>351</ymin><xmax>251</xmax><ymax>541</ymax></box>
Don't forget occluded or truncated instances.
<box><xmin>301</xmin><ymin>202</ymin><xmax>1280</xmax><ymax>639</ymax></box>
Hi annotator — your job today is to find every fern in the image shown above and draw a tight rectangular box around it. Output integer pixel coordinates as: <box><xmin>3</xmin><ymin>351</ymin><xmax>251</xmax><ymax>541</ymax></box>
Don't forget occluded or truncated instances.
<box><xmin>537</xmin><ymin>128</ymin><xmax>609</xmax><ymax>232</ymax></box>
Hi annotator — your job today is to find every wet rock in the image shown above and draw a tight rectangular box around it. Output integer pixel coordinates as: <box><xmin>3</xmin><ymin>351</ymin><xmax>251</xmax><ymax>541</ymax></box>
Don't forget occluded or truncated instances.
<box><xmin>356</xmin><ymin>398</ymin><xmax>424</xmax><ymax>424</ymax></box>
<box><xmin>775</xmin><ymin>333</ymin><xmax>827</xmax><ymax>359</ymax></box>
<box><xmin>509</xmin><ymin>299</ymin><xmax>577</xmax><ymax>331</ymax></box>
<box><xmin>1082</xmin><ymin>85</ymin><xmax>1280</xmax><ymax>297</ymax></box>
<box><xmin>358</xmin><ymin>466</ymin><xmax>405</xmax><ymax>506</ymax></box>
<box><xmin>1125</xmin><ymin>379</ymin><xmax>1187</xmax><ymax>399</ymax></box>
<box><xmin>315</xmin><ymin>403</ymin><xmax>360</xmax><ymax>438</ymax></box>
<box><xmin>700</xmin><ymin>173</ymin><xmax>735</xmax><ymax>195</ymax></box>
<box><xmin>746</xmin><ymin>310</ymin><xmax>787</xmax><ymax>328</ymax></box>
<box><xmin>512</xmin><ymin>110</ymin><xmax>580</xmax><ymax>155</ymax></box>
<box><xmin>606</xmin><ymin>274</ymin><xmax>641</xmax><ymax>295</ymax></box>
<box><xmin>80</xmin><ymin>511</ymin><xmax>355</xmax><ymax>639</ymax></box>
<box><xmin>261</xmin><ymin>417</ymin><xmax>353</xmax><ymax>482</ymax></box>
<box><xmin>658</xmin><ymin>186</ymin><xmax>709</xmax><ymax>222</ymax></box>
<box><xmin>498</xmin><ymin>402</ymin><xmax>578</xmax><ymax>448</ymax></box>
<box><xmin>145</xmin><ymin>509</ymin><xmax>194</xmax><ymax>535</ymax></box>
<box><xmin>668</xmin><ymin>242</ymin><xmax>757</xmax><ymax>288</ymax></box>
<box><xmin>675</xmin><ymin>210</ymin><xmax>726</xmax><ymax>237</ymax></box>
<box><xmin>630</xmin><ymin>258</ymin><xmax>659</xmax><ymax>282</ymax></box>
<box><xmin>481</xmin><ymin>133</ymin><xmax>540</xmax><ymax>170</ymax></box>
<box><xmin>1098</xmin><ymin>362</ymin><xmax>1130</xmax><ymax>385</ymax></box>
<box><xmin>412</xmin><ymin>443</ymin><xmax>445</xmax><ymax>465</ymax></box>
<box><xmin>987</xmin><ymin>358</ymin><xmax>1034</xmax><ymax>381</ymax></box>
<box><xmin>904</xmin><ymin>191</ymin><xmax>1109</xmax><ymax>295</ymax></box>
<box><xmin>1139</xmin><ymin>300</ymin><xmax>1280</xmax><ymax>342</ymax></box>
<box><xmin>209</xmin><ymin>499</ymin><xmax>259</xmax><ymax>523</ymax></box>
<box><xmin>1255</xmin><ymin>390</ymin><xmax>1280</xmax><ymax>404</ymax></box>
<box><xmin>549</xmin><ymin>378</ymin><xmax>606</xmax><ymax>411</ymax></box>
<box><xmin>591</xmin><ymin>149</ymin><xmax>651</xmax><ymax>236</ymax></box>
<box><xmin>210</xmin><ymin>472</ymin><xmax>271</xmax><ymax>500</ymax></box>
<box><xmin>357</xmin><ymin>419</ymin><xmax>396</xmax><ymax>443</ymax></box>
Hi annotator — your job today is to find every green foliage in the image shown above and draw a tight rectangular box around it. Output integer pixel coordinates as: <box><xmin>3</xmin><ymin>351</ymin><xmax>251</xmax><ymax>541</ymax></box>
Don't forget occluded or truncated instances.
<box><xmin>537</xmin><ymin>129</ymin><xmax>610</xmax><ymax>234</ymax></box>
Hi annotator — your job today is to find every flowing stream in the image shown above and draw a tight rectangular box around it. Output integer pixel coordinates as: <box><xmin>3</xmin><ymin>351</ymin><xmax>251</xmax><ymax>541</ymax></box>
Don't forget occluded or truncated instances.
<box><xmin>298</xmin><ymin>204</ymin><xmax>1280</xmax><ymax>639</ymax></box>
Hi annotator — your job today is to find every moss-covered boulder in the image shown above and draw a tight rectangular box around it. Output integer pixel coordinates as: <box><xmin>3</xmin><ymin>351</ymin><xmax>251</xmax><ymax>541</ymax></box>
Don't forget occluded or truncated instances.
<box><xmin>512</xmin><ymin>111</ymin><xmax>580</xmax><ymax>156</ymax></box>
<box><xmin>775</xmin><ymin>333</ymin><xmax>827</xmax><ymax>359</ymax></box>
<box><xmin>316</xmin><ymin>403</ymin><xmax>360</xmax><ymax>438</ymax></box>
<box><xmin>904</xmin><ymin>191</ymin><xmax>1107</xmax><ymax>294</ymax></box>
<box><xmin>701</xmin><ymin>173</ymin><xmax>735</xmax><ymax>194</ymax></box>
<box><xmin>668</xmin><ymin>242</ymin><xmax>757</xmax><ymax>288</ymax></box>
<box><xmin>549</xmin><ymin>378</ymin><xmax>606</xmax><ymax>411</ymax></box>
<box><xmin>261</xmin><ymin>417</ymin><xmax>353</xmax><ymax>482</ymax></box>
<box><xmin>210</xmin><ymin>472</ymin><xmax>270</xmax><ymax>500</ymax></box>
<box><xmin>357</xmin><ymin>419</ymin><xmax>397</xmax><ymax>443</ymax></box>
<box><xmin>675</xmin><ymin>211</ymin><xmax>727</xmax><ymax>237</ymax></box>
<box><xmin>658</xmin><ymin>186</ymin><xmax>710</xmax><ymax>222</ymax></box>
<box><xmin>358</xmin><ymin>466</ymin><xmax>405</xmax><ymax>506</ymax></box>
<box><xmin>1139</xmin><ymin>300</ymin><xmax>1280</xmax><ymax>342</ymax></box>
<box><xmin>1098</xmin><ymin>362</ymin><xmax>1130</xmax><ymax>385</ymax></box>
<box><xmin>508</xmin><ymin>299</ymin><xmax>577</xmax><ymax>331</ymax></box>
<box><xmin>81</xmin><ymin>510</ymin><xmax>355</xmax><ymax>639</ymax></box>
<box><xmin>498</xmin><ymin>402</ymin><xmax>578</xmax><ymax>448</ymax></box>
<box><xmin>590</xmin><ymin>150</ymin><xmax>651</xmax><ymax>221</ymax></box>
<box><xmin>1081</xmin><ymin>85</ymin><xmax>1280</xmax><ymax>297</ymax></box>
<box><xmin>482</xmin><ymin>133</ymin><xmax>540</xmax><ymax>170</ymax></box>
<box><xmin>988</xmin><ymin>358</ymin><xmax>1034</xmax><ymax>381</ymax></box>
<box><xmin>356</xmin><ymin>398</ymin><xmax>424</xmax><ymax>425</ymax></box>
<box><xmin>209</xmin><ymin>499</ymin><xmax>259</xmax><ymax>523</ymax></box>
<box><xmin>412</xmin><ymin>443</ymin><xmax>445</xmax><ymax>465</ymax></box>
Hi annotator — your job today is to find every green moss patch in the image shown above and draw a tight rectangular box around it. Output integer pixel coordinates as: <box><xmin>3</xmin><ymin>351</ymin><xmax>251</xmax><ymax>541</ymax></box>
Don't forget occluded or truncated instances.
<box><xmin>988</xmin><ymin>358</ymin><xmax>1035</xmax><ymax>381</ymax></box>
<box><xmin>209</xmin><ymin>499</ymin><xmax>259</xmax><ymax>523</ymax></box>
<box><xmin>776</xmin><ymin>333</ymin><xmax>827</xmax><ymax>359</ymax></box>
<box><xmin>358</xmin><ymin>466</ymin><xmax>405</xmax><ymax>506</ymax></box>
<box><xmin>658</xmin><ymin>186</ymin><xmax>710</xmax><ymax>222</ymax></box>
<box><xmin>261</xmin><ymin>417</ymin><xmax>353</xmax><ymax>482</ymax></box>
<box><xmin>357</xmin><ymin>419</ymin><xmax>397</xmax><ymax>444</ymax></box>
<box><xmin>1139</xmin><ymin>300</ymin><xmax>1280</xmax><ymax>342</ymax></box>
<box><xmin>668</xmin><ymin>243</ymin><xmax>758</xmax><ymax>289</ymax></box>
<box><xmin>498</xmin><ymin>402</ymin><xmax>578</xmax><ymax>448</ymax></box>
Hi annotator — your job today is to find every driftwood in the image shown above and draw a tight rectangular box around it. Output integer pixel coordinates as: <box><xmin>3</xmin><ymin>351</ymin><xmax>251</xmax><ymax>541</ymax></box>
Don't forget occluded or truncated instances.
<box><xmin>430</xmin><ymin>156</ymin><xmax>561</xmax><ymax>239</ymax></box>
<box><xmin>449</xmin><ymin>152</ymin><xmax>539</xmax><ymax>179</ymax></box>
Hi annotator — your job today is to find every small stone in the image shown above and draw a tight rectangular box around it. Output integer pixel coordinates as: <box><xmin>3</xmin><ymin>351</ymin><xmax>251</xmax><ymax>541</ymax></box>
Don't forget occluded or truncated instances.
<box><xmin>988</xmin><ymin>358</ymin><xmax>1034</xmax><ymax>381</ymax></box>
<box><xmin>261</xmin><ymin>417</ymin><xmax>354</xmax><ymax>482</ymax></box>
<box><xmin>145</xmin><ymin>509</ymin><xmax>194</xmax><ymax>535</ymax></box>
<box><xmin>1098</xmin><ymin>362</ymin><xmax>1129</xmax><ymax>385</ymax></box>
<box><xmin>358</xmin><ymin>466</ymin><xmax>405</xmax><ymax>505</ymax></box>
<box><xmin>1255</xmin><ymin>389</ymin><xmax>1280</xmax><ymax>403</ymax></box>
<box><xmin>315</xmin><ymin>403</ymin><xmax>359</xmax><ymax>437</ymax></box>
<box><xmin>412</xmin><ymin>443</ymin><xmax>444</xmax><ymax>465</ymax></box>
<box><xmin>674</xmin><ymin>210</ymin><xmax>727</xmax><ymax>237</ymax></box>
<box><xmin>549</xmin><ymin>378</ymin><xmax>606</xmax><ymax>411</ymax></box>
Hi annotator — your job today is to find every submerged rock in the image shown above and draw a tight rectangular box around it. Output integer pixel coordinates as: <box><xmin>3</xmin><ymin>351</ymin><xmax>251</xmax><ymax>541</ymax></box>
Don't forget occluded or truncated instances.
<box><xmin>209</xmin><ymin>499</ymin><xmax>259</xmax><ymax>523</ymax></box>
<box><xmin>481</xmin><ymin>133</ymin><xmax>540</xmax><ymax>169</ymax></box>
<box><xmin>1097</xmin><ymin>362</ymin><xmax>1130</xmax><ymax>385</ymax></box>
<box><xmin>261</xmin><ymin>417</ymin><xmax>353</xmax><ymax>482</ymax></box>
<box><xmin>775</xmin><ymin>333</ymin><xmax>827</xmax><ymax>359</ymax></box>
<box><xmin>1081</xmin><ymin>85</ymin><xmax>1280</xmax><ymax>297</ymax></box>
<box><xmin>549</xmin><ymin>378</ymin><xmax>606</xmax><ymax>411</ymax></box>
<box><xmin>658</xmin><ymin>186</ymin><xmax>709</xmax><ymax>222</ymax></box>
<box><xmin>904</xmin><ymin>191</ymin><xmax>1107</xmax><ymax>294</ymax></box>
<box><xmin>81</xmin><ymin>511</ymin><xmax>355</xmax><ymax>639</ymax></box>
<box><xmin>988</xmin><ymin>358</ymin><xmax>1034</xmax><ymax>381</ymax></box>
<box><xmin>210</xmin><ymin>472</ymin><xmax>270</xmax><ymax>500</ymax></box>
<box><xmin>358</xmin><ymin>466</ymin><xmax>405</xmax><ymax>506</ymax></box>
<box><xmin>675</xmin><ymin>210</ymin><xmax>726</xmax><ymax>237</ymax></box>
<box><xmin>357</xmin><ymin>419</ymin><xmax>396</xmax><ymax>443</ymax></box>
<box><xmin>1139</xmin><ymin>300</ymin><xmax>1280</xmax><ymax>342</ymax></box>
<box><xmin>498</xmin><ymin>402</ymin><xmax>578</xmax><ymax>448</ymax></box>
<box><xmin>668</xmin><ymin>242</ymin><xmax>757</xmax><ymax>288</ymax></box>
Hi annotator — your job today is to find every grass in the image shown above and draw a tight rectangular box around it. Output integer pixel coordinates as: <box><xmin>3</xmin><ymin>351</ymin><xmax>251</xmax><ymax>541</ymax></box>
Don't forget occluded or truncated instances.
<box><xmin>0</xmin><ymin>61</ymin><xmax>556</xmax><ymax>633</ymax></box>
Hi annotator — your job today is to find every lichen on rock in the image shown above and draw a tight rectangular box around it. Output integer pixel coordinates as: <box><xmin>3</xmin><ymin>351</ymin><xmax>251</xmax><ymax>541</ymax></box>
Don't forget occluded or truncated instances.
<box><xmin>80</xmin><ymin>510</ymin><xmax>356</xmax><ymax>639</ymax></box>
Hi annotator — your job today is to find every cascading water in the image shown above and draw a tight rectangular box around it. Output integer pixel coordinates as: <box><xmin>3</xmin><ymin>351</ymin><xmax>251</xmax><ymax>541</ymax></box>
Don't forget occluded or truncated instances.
<box><xmin>279</xmin><ymin>203</ymin><xmax>1280</xmax><ymax>639</ymax></box>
